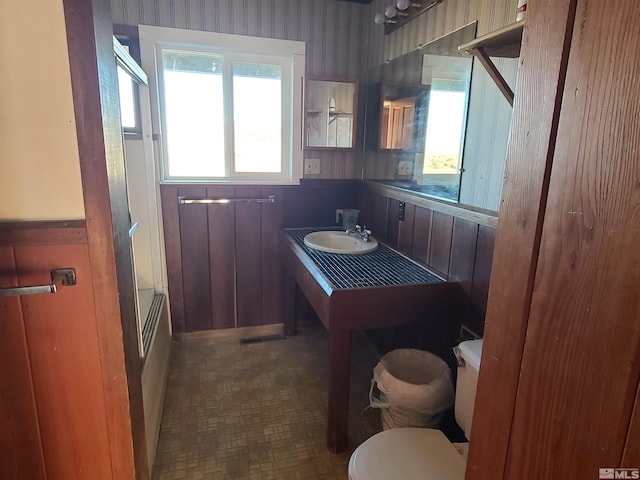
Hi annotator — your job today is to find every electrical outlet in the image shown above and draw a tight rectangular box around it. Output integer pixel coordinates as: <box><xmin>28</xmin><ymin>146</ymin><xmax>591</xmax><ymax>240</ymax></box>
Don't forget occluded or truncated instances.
<box><xmin>398</xmin><ymin>160</ymin><xmax>413</xmax><ymax>176</ymax></box>
<box><xmin>305</xmin><ymin>158</ymin><xmax>321</xmax><ymax>175</ymax></box>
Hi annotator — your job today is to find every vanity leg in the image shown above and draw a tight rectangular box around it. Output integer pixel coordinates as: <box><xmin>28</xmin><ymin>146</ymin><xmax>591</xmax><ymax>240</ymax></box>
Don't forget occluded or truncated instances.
<box><xmin>283</xmin><ymin>271</ymin><xmax>297</xmax><ymax>336</ymax></box>
<box><xmin>327</xmin><ymin>328</ymin><xmax>351</xmax><ymax>453</ymax></box>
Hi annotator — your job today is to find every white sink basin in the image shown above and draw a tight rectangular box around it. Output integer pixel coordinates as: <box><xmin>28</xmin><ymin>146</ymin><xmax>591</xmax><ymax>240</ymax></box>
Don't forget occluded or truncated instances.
<box><xmin>303</xmin><ymin>231</ymin><xmax>378</xmax><ymax>255</ymax></box>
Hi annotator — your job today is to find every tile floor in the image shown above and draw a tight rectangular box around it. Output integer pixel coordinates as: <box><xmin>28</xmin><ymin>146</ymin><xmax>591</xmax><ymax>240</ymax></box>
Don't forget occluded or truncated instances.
<box><xmin>152</xmin><ymin>319</ymin><xmax>381</xmax><ymax>479</ymax></box>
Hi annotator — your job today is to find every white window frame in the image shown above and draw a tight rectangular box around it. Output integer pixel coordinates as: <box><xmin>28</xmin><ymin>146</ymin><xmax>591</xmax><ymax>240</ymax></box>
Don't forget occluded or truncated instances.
<box><xmin>139</xmin><ymin>25</ymin><xmax>305</xmax><ymax>184</ymax></box>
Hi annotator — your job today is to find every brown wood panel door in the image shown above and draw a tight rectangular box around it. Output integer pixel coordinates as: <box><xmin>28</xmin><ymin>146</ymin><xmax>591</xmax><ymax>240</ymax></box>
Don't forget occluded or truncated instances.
<box><xmin>0</xmin><ymin>247</ymin><xmax>46</xmax><ymax>480</ymax></box>
<box><xmin>235</xmin><ymin>186</ymin><xmax>264</xmax><ymax>327</ymax></box>
<box><xmin>504</xmin><ymin>0</ymin><xmax>640</xmax><ymax>476</ymax></box>
<box><xmin>14</xmin><ymin>244</ymin><xmax>114</xmax><ymax>479</ymax></box>
<box><xmin>207</xmin><ymin>186</ymin><xmax>236</xmax><ymax>330</ymax></box>
<box><xmin>178</xmin><ymin>186</ymin><xmax>213</xmax><ymax>332</ymax></box>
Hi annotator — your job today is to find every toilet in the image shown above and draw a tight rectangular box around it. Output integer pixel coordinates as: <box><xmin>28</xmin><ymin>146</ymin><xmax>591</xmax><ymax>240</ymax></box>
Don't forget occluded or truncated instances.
<box><xmin>348</xmin><ymin>339</ymin><xmax>483</xmax><ymax>480</ymax></box>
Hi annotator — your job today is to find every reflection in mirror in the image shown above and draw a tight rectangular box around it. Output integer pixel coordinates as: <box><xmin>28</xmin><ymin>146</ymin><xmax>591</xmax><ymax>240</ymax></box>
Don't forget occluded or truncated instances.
<box><xmin>419</xmin><ymin>54</ymin><xmax>472</xmax><ymax>185</ymax></box>
<box><xmin>364</xmin><ymin>22</ymin><xmax>477</xmax><ymax>203</ymax></box>
<box><xmin>305</xmin><ymin>79</ymin><xmax>357</xmax><ymax>149</ymax></box>
<box><xmin>379</xmin><ymin>85</ymin><xmax>429</xmax><ymax>151</ymax></box>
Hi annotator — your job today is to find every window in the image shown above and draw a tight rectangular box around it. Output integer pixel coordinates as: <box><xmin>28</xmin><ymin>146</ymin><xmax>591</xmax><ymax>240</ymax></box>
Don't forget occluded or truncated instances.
<box><xmin>140</xmin><ymin>26</ymin><xmax>305</xmax><ymax>183</ymax></box>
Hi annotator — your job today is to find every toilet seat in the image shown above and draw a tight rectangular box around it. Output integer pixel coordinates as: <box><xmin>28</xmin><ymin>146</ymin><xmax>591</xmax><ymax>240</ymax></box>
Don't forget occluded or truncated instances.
<box><xmin>348</xmin><ymin>428</ymin><xmax>466</xmax><ymax>480</ymax></box>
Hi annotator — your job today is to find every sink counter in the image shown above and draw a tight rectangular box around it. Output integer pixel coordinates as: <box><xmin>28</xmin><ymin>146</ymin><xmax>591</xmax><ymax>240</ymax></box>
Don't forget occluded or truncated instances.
<box><xmin>280</xmin><ymin>227</ymin><xmax>460</xmax><ymax>452</ymax></box>
<box><xmin>287</xmin><ymin>228</ymin><xmax>443</xmax><ymax>289</ymax></box>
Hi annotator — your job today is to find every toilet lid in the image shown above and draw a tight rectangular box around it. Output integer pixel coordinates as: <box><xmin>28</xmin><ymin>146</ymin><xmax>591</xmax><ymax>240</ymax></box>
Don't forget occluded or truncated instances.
<box><xmin>349</xmin><ymin>428</ymin><xmax>466</xmax><ymax>480</ymax></box>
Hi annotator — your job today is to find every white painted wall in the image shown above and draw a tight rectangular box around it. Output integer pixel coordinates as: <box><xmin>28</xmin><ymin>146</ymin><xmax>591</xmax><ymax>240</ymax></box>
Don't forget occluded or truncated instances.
<box><xmin>0</xmin><ymin>0</ymin><xmax>85</xmax><ymax>221</ymax></box>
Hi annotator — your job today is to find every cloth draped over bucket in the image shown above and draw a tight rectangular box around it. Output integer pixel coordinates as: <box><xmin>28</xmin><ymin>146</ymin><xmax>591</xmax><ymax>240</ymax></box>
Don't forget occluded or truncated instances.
<box><xmin>369</xmin><ymin>349</ymin><xmax>455</xmax><ymax>430</ymax></box>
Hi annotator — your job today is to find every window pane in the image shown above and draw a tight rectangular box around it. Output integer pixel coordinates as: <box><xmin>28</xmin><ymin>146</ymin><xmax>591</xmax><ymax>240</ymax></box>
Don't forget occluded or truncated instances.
<box><xmin>162</xmin><ymin>50</ymin><xmax>225</xmax><ymax>177</ymax></box>
<box><xmin>232</xmin><ymin>62</ymin><xmax>282</xmax><ymax>173</ymax></box>
<box><xmin>117</xmin><ymin>65</ymin><xmax>137</xmax><ymax>129</ymax></box>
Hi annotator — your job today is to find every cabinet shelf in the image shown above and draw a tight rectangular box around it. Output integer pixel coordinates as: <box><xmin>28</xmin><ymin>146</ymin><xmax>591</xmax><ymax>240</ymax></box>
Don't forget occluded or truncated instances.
<box><xmin>459</xmin><ymin>20</ymin><xmax>524</xmax><ymax>106</ymax></box>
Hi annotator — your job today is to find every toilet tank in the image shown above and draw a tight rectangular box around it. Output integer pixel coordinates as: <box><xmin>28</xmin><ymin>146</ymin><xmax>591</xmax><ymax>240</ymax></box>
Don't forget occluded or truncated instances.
<box><xmin>454</xmin><ymin>339</ymin><xmax>483</xmax><ymax>440</ymax></box>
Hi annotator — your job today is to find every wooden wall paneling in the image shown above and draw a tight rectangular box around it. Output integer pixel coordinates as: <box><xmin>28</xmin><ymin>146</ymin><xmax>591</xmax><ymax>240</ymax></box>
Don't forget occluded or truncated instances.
<box><xmin>331</xmin><ymin>184</ymin><xmax>360</xmax><ymax>226</ymax></box>
<box><xmin>416</xmin><ymin>297</ymin><xmax>464</xmax><ymax>371</ymax></box>
<box><xmin>397</xmin><ymin>202</ymin><xmax>415</xmax><ymax>257</ymax></box>
<box><xmin>466</xmin><ymin>0</ymin><xmax>578</xmax><ymax>477</ymax></box>
<box><xmin>468</xmin><ymin>225</ymin><xmax>496</xmax><ymax>336</ymax></box>
<box><xmin>235</xmin><ymin>186</ymin><xmax>264</xmax><ymax>327</ymax></box>
<box><xmin>283</xmin><ymin>186</ymin><xmax>311</xmax><ymax>227</ymax></box>
<box><xmin>16</xmin><ymin>244</ymin><xmax>113</xmax><ymax>479</ymax></box>
<box><xmin>448</xmin><ymin>218</ymin><xmax>480</xmax><ymax>337</ymax></box>
<box><xmin>207</xmin><ymin>186</ymin><xmax>236</xmax><ymax>329</ymax></box>
<box><xmin>503</xmin><ymin>0</ymin><xmax>640</xmax><ymax>476</ymax></box>
<box><xmin>428</xmin><ymin>212</ymin><xmax>454</xmax><ymax>277</ymax></box>
<box><xmin>356</xmin><ymin>186</ymin><xmax>375</xmax><ymax>228</ymax></box>
<box><xmin>178</xmin><ymin>186</ymin><xmax>212</xmax><ymax>332</ymax></box>
<box><xmin>283</xmin><ymin>182</ymin><xmax>358</xmax><ymax>228</ymax></box>
<box><xmin>160</xmin><ymin>185</ymin><xmax>186</xmax><ymax>333</ymax></box>
<box><xmin>411</xmin><ymin>206</ymin><xmax>433</xmax><ymax>265</ymax></box>
<box><xmin>448</xmin><ymin>218</ymin><xmax>479</xmax><ymax>296</ymax></box>
<box><xmin>385</xmin><ymin>198</ymin><xmax>400</xmax><ymax>248</ymax></box>
<box><xmin>0</xmin><ymin>247</ymin><xmax>46</xmax><ymax>479</ymax></box>
<box><xmin>371</xmin><ymin>193</ymin><xmax>389</xmax><ymax>241</ymax></box>
<box><xmin>261</xmin><ymin>186</ymin><xmax>285</xmax><ymax>325</ymax></box>
<box><xmin>0</xmin><ymin>220</ymin><xmax>87</xmax><ymax>246</ymax></box>
<box><xmin>363</xmin><ymin>181</ymin><xmax>498</xmax><ymax>228</ymax></box>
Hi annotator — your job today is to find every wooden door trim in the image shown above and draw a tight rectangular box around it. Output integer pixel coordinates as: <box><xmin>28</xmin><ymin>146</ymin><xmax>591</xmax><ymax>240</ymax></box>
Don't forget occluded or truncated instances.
<box><xmin>465</xmin><ymin>0</ymin><xmax>578</xmax><ymax>479</ymax></box>
<box><xmin>62</xmin><ymin>0</ymin><xmax>148</xmax><ymax>477</ymax></box>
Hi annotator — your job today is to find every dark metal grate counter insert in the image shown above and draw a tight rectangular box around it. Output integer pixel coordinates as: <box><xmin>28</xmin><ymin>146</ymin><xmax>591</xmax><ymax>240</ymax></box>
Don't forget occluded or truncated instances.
<box><xmin>286</xmin><ymin>228</ymin><xmax>443</xmax><ymax>289</ymax></box>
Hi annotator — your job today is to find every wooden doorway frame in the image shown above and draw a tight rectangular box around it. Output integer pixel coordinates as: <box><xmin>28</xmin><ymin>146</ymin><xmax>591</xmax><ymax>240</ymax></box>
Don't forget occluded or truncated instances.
<box><xmin>63</xmin><ymin>0</ymin><xmax>149</xmax><ymax>478</ymax></box>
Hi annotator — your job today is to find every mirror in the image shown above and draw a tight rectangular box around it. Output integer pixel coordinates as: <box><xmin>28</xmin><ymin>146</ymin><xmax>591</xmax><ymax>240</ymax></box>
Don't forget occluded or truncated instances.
<box><xmin>305</xmin><ymin>79</ymin><xmax>357</xmax><ymax>149</ymax></box>
<box><xmin>364</xmin><ymin>22</ymin><xmax>477</xmax><ymax>203</ymax></box>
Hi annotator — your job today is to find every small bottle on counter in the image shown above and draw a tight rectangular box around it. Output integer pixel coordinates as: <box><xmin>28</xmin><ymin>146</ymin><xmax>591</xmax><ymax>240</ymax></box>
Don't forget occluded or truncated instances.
<box><xmin>516</xmin><ymin>0</ymin><xmax>527</xmax><ymax>21</ymax></box>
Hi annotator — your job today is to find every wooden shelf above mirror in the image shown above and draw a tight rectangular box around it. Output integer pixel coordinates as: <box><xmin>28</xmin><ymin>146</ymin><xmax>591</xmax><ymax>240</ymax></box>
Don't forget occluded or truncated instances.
<box><xmin>458</xmin><ymin>20</ymin><xmax>524</xmax><ymax>106</ymax></box>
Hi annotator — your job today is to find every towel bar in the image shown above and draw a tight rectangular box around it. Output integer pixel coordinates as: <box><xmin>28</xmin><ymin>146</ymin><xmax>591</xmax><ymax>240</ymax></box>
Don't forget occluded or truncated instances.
<box><xmin>178</xmin><ymin>195</ymin><xmax>276</xmax><ymax>205</ymax></box>
<box><xmin>0</xmin><ymin>268</ymin><xmax>77</xmax><ymax>298</ymax></box>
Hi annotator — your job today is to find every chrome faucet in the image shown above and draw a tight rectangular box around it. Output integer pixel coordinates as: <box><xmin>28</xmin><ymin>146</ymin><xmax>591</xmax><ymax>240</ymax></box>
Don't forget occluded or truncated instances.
<box><xmin>347</xmin><ymin>224</ymin><xmax>372</xmax><ymax>242</ymax></box>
